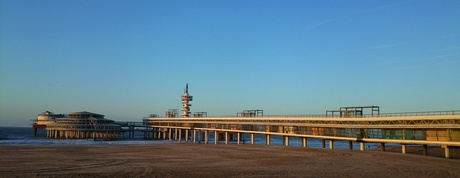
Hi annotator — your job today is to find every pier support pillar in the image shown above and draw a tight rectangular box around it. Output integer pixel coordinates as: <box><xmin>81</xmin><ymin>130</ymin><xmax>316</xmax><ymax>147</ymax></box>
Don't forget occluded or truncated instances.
<box><xmin>178</xmin><ymin>129</ymin><xmax>182</xmax><ymax>142</ymax></box>
<box><xmin>284</xmin><ymin>136</ymin><xmax>289</xmax><ymax>146</ymax></box>
<box><xmin>215</xmin><ymin>131</ymin><xmax>218</xmax><ymax>145</ymax></box>
<box><xmin>193</xmin><ymin>130</ymin><xmax>197</xmax><ymax>143</ymax></box>
<box><xmin>402</xmin><ymin>144</ymin><xmax>407</xmax><ymax>154</ymax></box>
<box><xmin>237</xmin><ymin>132</ymin><xmax>241</xmax><ymax>145</ymax></box>
<box><xmin>250</xmin><ymin>133</ymin><xmax>254</xmax><ymax>144</ymax></box>
<box><xmin>174</xmin><ymin>129</ymin><xmax>178</xmax><ymax>141</ymax></box>
<box><xmin>185</xmin><ymin>129</ymin><xmax>189</xmax><ymax>142</ymax></box>
<box><xmin>265</xmin><ymin>134</ymin><xmax>270</xmax><ymax>145</ymax></box>
<box><xmin>348</xmin><ymin>141</ymin><xmax>353</xmax><ymax>150</ymax></box>
<box><xmin>225</xmin><ymin>132</ymin><xmax>229</xmax><ymax>144</ymax></box>
<box><xmin>360</xmin><ymin>142</ymin><xmax>365</xmax><ymax>151</ymax></box>
<box><xmin>443</xmin><ymin>145</ymin><xmax>450</xmax><ymax>158</ymax></box>
<box><xmin>380</xmin><ymin>143</ymin><xmax>386</xmax><ymax>152</ymax></box>
<box><xmin>158</xmin><ymin>129</ymin><xmax>162</xmax><ymax>140</ymax></box>
<box><xmin>329</xmin><ymin>140</ymin><xmax>334</xmax><ymax>149</ymax></box>
<box><xmin>321</xmin><ymin>139</ymin><xmax>326</xmax><ymax>148</ymax></box>
<box><xmin>422</xmin><ymin>145</ymin><xmax>428</xmax><ymax>156</ymax></box>
<box><xmin>168</xmin><ymin>128</ymin><xmax>172</xmax><ymax>140</ymax></box>
<box><xmin>302</xmin><ymin>138</ymin><xmax>307</xmax><ymax>147</ymax></box>
<box><xmin>205</xmin><ymin>130</ymin><xmax>209</xmax><ymax>144</ymax></box>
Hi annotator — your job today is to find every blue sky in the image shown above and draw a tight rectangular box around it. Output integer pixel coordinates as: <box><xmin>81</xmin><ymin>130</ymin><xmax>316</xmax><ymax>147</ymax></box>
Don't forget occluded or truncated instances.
<box><xmin>1</xmin><ymin>0</ymin><xmax>459</xmax><ymax>127</ymax></box>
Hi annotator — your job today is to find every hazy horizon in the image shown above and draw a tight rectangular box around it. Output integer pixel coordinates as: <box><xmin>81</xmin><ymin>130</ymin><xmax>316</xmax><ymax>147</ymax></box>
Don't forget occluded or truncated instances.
<box><xmin>1</xmin><ymin>0</ymin><xmax>460</xmax><ymax>127</ymax></box>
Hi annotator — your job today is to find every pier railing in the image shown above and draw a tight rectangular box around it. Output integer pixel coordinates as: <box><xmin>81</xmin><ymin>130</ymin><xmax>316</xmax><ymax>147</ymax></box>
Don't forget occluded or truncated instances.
<box><xmin>376</xmin><ymin>110</ymin><xmax>460</xmax><ymax>117</ymax></box>
<box><xmin>188</xmin><ymin>110</ymin><xmax>460</xmax><ymax>118</ymax></box>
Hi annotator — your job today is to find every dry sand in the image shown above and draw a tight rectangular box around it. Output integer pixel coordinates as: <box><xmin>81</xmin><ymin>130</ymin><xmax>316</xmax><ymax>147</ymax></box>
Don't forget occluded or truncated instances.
<box><xmin>1</xmin><ymin>144</ymin><xmax>459</xmax><ymax>177</ymax></box>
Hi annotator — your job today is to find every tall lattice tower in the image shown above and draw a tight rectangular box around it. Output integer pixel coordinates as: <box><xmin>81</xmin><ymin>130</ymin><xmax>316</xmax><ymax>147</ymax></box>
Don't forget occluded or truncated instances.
<box><xmin>180</xmin><ymin>83</ymin><xmax>193</xmax><ymax>117</ymax></box>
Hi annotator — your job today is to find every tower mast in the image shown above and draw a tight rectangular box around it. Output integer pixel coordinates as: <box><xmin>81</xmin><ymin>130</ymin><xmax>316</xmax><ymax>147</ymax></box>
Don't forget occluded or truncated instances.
<box><xmin>181</xmin><ymin>83</ymin><xmax>193</xmax><ymax>117</ymax></box>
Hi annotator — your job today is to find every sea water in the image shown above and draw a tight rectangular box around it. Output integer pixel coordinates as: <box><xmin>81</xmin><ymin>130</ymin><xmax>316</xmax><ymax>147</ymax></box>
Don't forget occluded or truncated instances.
<box><xmin>0</xmin><ymin>127</ymin><xmax>173</xmax><ymax>145</ymax></box>
<box><xmin>0</xmin><ymin>127</ymin><xmax>379</xmax><ymax>149</ymax></box>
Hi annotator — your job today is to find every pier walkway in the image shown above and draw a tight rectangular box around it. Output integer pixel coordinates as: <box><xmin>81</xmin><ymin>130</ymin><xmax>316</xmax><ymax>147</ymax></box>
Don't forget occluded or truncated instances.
<box><xmin>142</xmin><ymin>110</ymin><xmax>460</xmax><ymax>158</ymax></box>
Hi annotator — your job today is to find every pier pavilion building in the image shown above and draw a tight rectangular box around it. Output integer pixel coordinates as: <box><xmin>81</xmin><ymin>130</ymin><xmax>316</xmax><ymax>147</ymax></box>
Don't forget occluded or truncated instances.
<box><xmin>32</xmin><ymin>111</ymin><xmax>65</xmax><ymax>136</ymax></box>
<box><xmin>44</xmin><ymin>111</ymin><xmax>123</xmax><ymax>140</ymax></box>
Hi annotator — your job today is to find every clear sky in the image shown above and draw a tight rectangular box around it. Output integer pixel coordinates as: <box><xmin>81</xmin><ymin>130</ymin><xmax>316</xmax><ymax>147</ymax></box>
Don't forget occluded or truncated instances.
<box><xmin>1</xmin><ymin>0</ymin><xmax>459</xmax><ymax>127</ymax></box>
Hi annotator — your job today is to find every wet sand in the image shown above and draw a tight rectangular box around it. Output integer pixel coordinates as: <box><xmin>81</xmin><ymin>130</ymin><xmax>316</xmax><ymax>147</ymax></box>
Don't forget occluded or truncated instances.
<box><xmin>1</xmin><ymin>144</ymin><xmax>459</xmax><ymax>177</ymax></box>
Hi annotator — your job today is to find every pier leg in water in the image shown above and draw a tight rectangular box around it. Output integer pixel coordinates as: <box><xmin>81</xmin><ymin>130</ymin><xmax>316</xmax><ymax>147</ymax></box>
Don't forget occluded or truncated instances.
<box><xmin>215</xmin><ymin>131</ymin><xmax>218</xmax><ymax>145</ymax></box>
<box><xmin>193</xmin><ymin>130</ymin><xmax>196</xmax><ymax>143</ymax></box>
<box><xmin>251</xmin><ymin>133</ymin><xmax>254</xmax><ymax>144</ymax></box>
<box><xmin>205</xmin><ymin>130</ymin><xmax>209</xmax><ymax>144</ymax></box>
<box><xmin>178</xmin><ymin>129</ymin><xmax>182</xmax><ymax>142</ymax></box>
<box><xmin>360</xmin><ymin>142</ymin><xmax>365</xmax><ymax>151</ymax></box>
<box><xmin>380</xmin><ymin>143</ymin><xmax>386</xmax><ymax>152</ymax></box>
<box><xmin>329</xmin><ymin>140</ymin><xmax>334</xmax><ymax>149</ymax></box>
<box><xmin>168</xmin><ymin>128</ymin><xmax>172</xmax><ymax>140</ymax></box>
<box><xmin>175</xmin><ymin>129</ymin><xmax>178</xmax><ymax>141</ymax></box>
<box><xmin>237</xmin><ymin>132</ymin><xmax>241</xmax><ymax>145</ymax></box>
<box><xmin>265</xmin><ymin>134</ymin><xmax>270</xmax><ymax>145</ymax></box>
<box><xmin>185</xmin><ymin>129</ymin><xmax>189</xmax><ymax>142</ymax></box>
<box><xmin>285</xmin><ymin>136</ymin><xmax>289</xmax><ymax>146</ymax></box>
<box><xmin>321</xmin><ymin>139</ymin><xmax>326</xmax><ymax>148</ymax></box>
<box><xmin>225</xmin><ymin>132</ymin><xmax>229</xmax><ymax>144</ymax></box>
<box><xmin>402</xmin><ymin>144</ymin><xmax>407</xmax><ymax>154</ymax></box>
<box><xmin>443</xmin><ymin>145</ymin><xmax>450</xmax><ymax>158</ymax></box>
<box><xmin>302</xmin><ymin>138</ymin><xmax>307</xmax><ymax>148</ymax></box>
<box><xmin>348</xmin><ymin>141</ymin><xmax>353</xmax><ymax>150</ymax></box>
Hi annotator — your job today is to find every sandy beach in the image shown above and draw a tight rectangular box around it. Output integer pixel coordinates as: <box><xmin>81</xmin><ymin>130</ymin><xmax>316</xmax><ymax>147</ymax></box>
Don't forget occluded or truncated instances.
<box><xmin>1</xmin><ymin>144</ymin><xmax>459</xmax><ymax>177</ymax></box>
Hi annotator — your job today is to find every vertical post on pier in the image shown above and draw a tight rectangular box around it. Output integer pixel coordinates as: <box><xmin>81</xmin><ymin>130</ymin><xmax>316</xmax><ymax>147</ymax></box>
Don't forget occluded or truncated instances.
<box><xmin>157</xmin><ymin>129</ymin><xmax>160</xmax><ymax>139</ymax></box>
<box><xmin>168</xmin><ymin>128</ymin><xmax>172</xmax><ymax>140</ymax></box>
<box><xmin>380</xmin><ymin>143</ymin><xmax>386</xmax><ymax>152</ymax></box>
<box><xmin>225</xmin><ymin>132</ymin><xmax>229</xmax><ymax>144</ymax></box>
<box><xmin>193</xmin><ymin>130</ymin><xmax>196</xmax><ymax>143</ymax></box>
<box><xmin>159</xmin><ymin>129</ymin><xmax>161</xmax><ymax>140</ymax></box>
<box><xmin>321</xmin><ymin>139</ymin><xmax>326</xmax><ymax>148</ymax></box>
<box><xmin>250</xmin><ymin>133</ymin><xmax>254</xmax><ymax>144</ymax></box>
<box><xmin>266</xmin><ymin>134</ymin><xmax>270</xmax><ymax>145</ymax></box>
<box><xmin>174</xmin><ymin>129</ymin><xmax>178</xmax><ymax>141</ymax></box>
<box><xmin>360</xmin><ymin>142</ymin><xmax>365</xmax><ymax>151</ymax></box>
<box><xmin>185</xmin><ymin>129</ymin><xmax>189</xmax><ymax>142</ymax></box>
<box><xmin>237</xmin><ymin>132</ymin><xmax>241</xmax><ymax>145</ymax></box>
<box><xmin>329</xmin><ymin>140</ymin><xmax>334</xmax><ymax>149</ymax></box>
<box><xmin>205</xmin><ymin>130</ymin><xmax>209</xmax><ymax>144</ymax></box>
<box><xmin>179</xmin><ymin>129</ymin><xmax>182</xmax><ymax>142</ymax></box>
<box><xmin>215</xmin><ymin>131</ymin><xmax>218</xmax><ymax>145</ymax></box>
<box><xmin>158</xmin><ymin>128</ymin><xmax>161</xmax><ymax>140</ymax></box>
<box><xmin>285</xmin><ymin>136</ymin><xmax>289</xmax><ymax>146</ymax></box>
<box><xmin>402</xmin><ymin>144</ymin><xmax>407</xmax><ymax>154</ymax></box>
<box><xmin>443</xmin><ymin>145</ymin><xmax>450</xmax><ymax>158</ymax></box>
<box><xmin>302</xmin><ymin>138</ymin><xmax>307</xmax><ymax>147</ymax></box>
<box><xmin>422</xmin><ymin>145</ymin><xmax>428</xmax><ymax>156</ymax></box>
<box><xmin>348</xmin><ymin>141</ymin><xmax>353</xmax><ymax>150</ymax></box>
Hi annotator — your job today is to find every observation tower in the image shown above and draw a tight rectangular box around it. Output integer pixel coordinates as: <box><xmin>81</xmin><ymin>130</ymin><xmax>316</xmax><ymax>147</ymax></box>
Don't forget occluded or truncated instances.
<box><xmin>181</xmin><ymin>83</ymin><xmax>193</xmax><ymax>117</ymax></box>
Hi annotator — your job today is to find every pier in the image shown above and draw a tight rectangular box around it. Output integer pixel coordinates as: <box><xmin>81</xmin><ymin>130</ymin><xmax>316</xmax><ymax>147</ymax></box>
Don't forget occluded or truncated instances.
<box><xmin>31</xmin><ymin>84</ymin><xmax>460</xmax><ymax>159</ymax></box>
<box><xmin>142</xmin><ymin>110</ymin><xmax>460</xmax><ymax>159</ymax></box>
